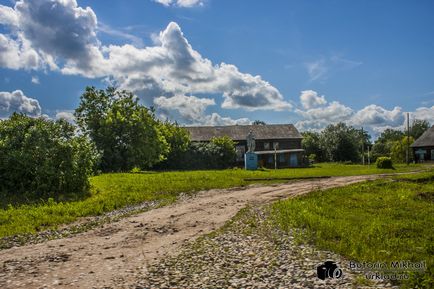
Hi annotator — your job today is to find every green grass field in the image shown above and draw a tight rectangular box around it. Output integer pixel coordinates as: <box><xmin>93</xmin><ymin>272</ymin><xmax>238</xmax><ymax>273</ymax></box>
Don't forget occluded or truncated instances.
<box><xmin>270</xmin><ymin>170</ymin><xmax>434</xmax><ymax>288</ymax></box>
<box><xmin>0</xmin><ymin>163</ymin><xmax>426</xmax><ymax>239</ymax></box>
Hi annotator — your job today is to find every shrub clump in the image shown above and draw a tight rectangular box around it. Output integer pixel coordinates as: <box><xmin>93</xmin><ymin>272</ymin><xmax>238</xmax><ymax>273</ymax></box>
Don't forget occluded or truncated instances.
<box><xmin>0</xmin><ymin>113</ymin><xmax>99</xmax><ymax>204</ymax></box>
<box><xmin>156</xmin><ymin>136</ymin><xmax>237</xmax><ymax>170</ymax></box>
<box><xmin>376</xmin><ymin>156</ymin><xmax>393</xmax><ymax>169</ymax></box>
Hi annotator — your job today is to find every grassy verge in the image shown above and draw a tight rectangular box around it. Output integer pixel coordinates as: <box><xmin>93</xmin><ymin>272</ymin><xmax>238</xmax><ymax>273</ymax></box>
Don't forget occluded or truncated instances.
<box><xmin>270</xmin><ymin>170</ymin><xmax>434</xmax><ymax>288</ymax></box>
<box><xmin>0</xmin><ymin>163</ymin><xmax>426</xmax><ymax>239</ymax></box>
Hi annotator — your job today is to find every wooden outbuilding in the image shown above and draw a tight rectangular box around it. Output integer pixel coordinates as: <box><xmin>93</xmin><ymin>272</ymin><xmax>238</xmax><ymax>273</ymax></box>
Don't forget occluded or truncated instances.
<box><xmin>184</xmin><ymin>124</ymin><xmax>305</xmax><ymax>168</ymax></box>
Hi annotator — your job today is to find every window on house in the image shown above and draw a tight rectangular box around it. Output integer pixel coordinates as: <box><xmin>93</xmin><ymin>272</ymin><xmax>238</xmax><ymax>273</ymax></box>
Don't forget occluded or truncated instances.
<box><xmin>273</xmin><ymin>142</ymin><xmax>279</xmax><ymax>150</ymax></box>
<box><xmin>279</xmin><ymin>153</ymin><xmax>285</xmax><ymax>162</ymax></box>
<box><xmin>264</xmin><ymin>142</ymin><xmax>270</xmax><ymax>150</ymax></box>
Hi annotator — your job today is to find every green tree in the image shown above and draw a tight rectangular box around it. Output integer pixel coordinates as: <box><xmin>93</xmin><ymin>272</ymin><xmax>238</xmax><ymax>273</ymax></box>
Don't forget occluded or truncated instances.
<box><xmin>356</xmin><ymin>127</ymin><xmax>372</xmax><ymax>163</ymax></box>
<box><xmin>411</xmin><ymin>119</ymin><xmax>430</xmax><ymax>139</ymax></box>
<box><xmin>301</xmin><ymin>131</ymin><xmax>323</xmax><ymax>162</ymax></box>
<box><xmin>319</xmin><ymin>123</ymin><xmax>366</xmax><ymax>162</ymax></box>
<box><xmin>390</xmin><ymin>136</ymin><xmax>414</xmax><ymax>163</ymax></box>
<box><xmin>75</xmin><ymin>87</ymin><xmax>168</xmax><ymax>172</ymax></box>
<box><xmin>376</xmin><ymin>128</ymin><xmax>405</xmax><ymax>144</ymax></box>
<box><xmin>371</xmin><ymin>129</ymin><xmax>405</xmax><ymax>161</ymax></box>
<box><xmin>0</xmin><ymin>113</ymin><xmax>98</xmax><ymax>204</ymax></box>
<box><xmin>155</xmin><ymin>121</ymin><xmax>191</xmax><ymax>169</ymax></box>
<box><xmin>371</xmin><ymin>142</ymin><xmax>390</xmax><ymax>160</ymax></box>
<box><xmin>209</xmin><ymin>136</ymin><xmax>237</xmax><ymax>168</ymax></box>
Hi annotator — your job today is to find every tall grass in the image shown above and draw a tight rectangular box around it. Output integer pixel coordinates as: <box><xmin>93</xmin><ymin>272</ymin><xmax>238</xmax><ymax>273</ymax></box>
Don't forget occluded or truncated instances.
<box><xmin>270</xmin><ymin>170</ymin><xmax>434</xmax><ymax>288</ymax></box>
<box><xmin>0</xmin><ymin>163</ymin><xmax>425</xmax><ymax>239</ymax></box>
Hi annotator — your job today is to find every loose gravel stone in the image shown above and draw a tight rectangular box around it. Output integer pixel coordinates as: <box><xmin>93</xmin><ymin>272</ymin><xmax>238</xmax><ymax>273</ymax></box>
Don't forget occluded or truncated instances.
<box><xmin>129</xmin><ymin>207</ymin><xmax>398</xmax><ymax>289</ymax></box>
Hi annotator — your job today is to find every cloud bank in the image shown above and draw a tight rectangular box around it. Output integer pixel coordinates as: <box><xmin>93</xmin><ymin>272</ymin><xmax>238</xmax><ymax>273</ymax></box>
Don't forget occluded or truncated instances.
<box><xmin>0</xmin><ymin>0</ymin><xmax>293</xmax><ymax>124</ymax></box>
<box><xmin>295</xmin><ymin>90</ymin><xmax>434</xmax><ymax>134</ymax></box>
<box><xmin>0</xmin><ymin>0</ymin><xmax>432</xmax><ymax>131</ymax></box>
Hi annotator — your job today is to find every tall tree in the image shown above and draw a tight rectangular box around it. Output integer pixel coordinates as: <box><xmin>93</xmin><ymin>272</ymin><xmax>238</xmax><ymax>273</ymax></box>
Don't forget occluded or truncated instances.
<box><xmin>371</xmin><ymin>128</ymin><xmax>405</xmax><ymax>160</ymax></box>
<box><xmin>376</xmin><ymin>128</ymin><xmax>405</xmax><ymax>144</ymax></box>
<box><xmin>410</xmin><ymin>119</ymin><xmax>430</xmax><ymax>139</ymax></box>
<box><xmin>319</xmin><ymin>123</ymin><xmax>366</xmax><ymax>162</ymax></box>
<box><xmin>75</xmin><ymin>87</ymin><xmax>168</xmax><ymax>172</ymax></box>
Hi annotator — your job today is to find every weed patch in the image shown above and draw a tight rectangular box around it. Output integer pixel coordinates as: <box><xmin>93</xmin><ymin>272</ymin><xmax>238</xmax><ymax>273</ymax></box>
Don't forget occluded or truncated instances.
<box><xmin>269</xmin><ymin>170</ymin><xmax>434</xmax><ymax>288</ymax></box>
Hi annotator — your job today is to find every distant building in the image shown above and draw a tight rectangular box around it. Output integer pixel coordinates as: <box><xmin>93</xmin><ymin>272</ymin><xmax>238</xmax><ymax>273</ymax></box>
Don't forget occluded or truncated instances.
<box><xmin>411</xmin><ymin>125</ymin><xmax>434</xmax><ymax>162</ymax></box>
<box><xmin>184</xmin><ymin>124</ymin><xmax>305</xmax><ymax>168</ymax></box>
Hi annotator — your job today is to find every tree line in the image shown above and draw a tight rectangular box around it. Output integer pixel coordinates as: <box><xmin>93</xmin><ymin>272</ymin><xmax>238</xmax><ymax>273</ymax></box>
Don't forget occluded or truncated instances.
<box><xmin>0</xmin><ymin>87</ymin><xmax>236</xmax><ymax>205</ymax></box>
<box><xmin>1</xmin><ymin>86</ymin><xmax>430</xmax><ymax>204</ymax></box>
<box><xmin>302</xmin><ymin>120</ymin><xmax>430</xmax><ymax>164</ymax></box>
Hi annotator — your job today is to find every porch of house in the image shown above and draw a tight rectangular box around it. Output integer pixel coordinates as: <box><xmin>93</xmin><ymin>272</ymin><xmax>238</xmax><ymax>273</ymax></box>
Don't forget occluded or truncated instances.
<box><xmin>413</xmin><ymin>146</ymin><xmax>434</xmax><ymax>163</ymax></box>
<box><xmin>255</xmin><ymin>149</ymin><xmax>305</xmax><ymax>168</ymax></box>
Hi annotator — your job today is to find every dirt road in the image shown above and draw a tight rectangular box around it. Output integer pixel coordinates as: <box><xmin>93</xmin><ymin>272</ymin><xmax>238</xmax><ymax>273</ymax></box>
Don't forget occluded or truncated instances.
<box><xmin>0</xmin><ymin>174</ymin><xmax>384</xmax><ymax>288</ymax></box>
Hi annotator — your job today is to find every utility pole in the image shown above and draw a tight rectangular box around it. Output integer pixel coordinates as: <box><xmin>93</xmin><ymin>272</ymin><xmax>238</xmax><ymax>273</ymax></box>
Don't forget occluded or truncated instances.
<box><xmin>406</xmin><ymin>112</ymin><xmax>410</xmax><ymax>165</ymax></box>
<box><xmin>361</xmin><ymin>127</ymin><xmax>365</xmax><ymax>165</ymax></box>
<box><xmin>367</xmin><ymin>145</ymin><xmax>370</xmax><ymax>166</ymax></box>
<box><xmin>274</xmin><ymin>147</ymin><xmax>277</xmax><ymax>170</ymax></box>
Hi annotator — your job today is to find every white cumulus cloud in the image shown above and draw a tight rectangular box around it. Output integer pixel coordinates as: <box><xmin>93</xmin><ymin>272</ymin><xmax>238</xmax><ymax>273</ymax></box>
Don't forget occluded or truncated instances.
<box><xmin>0</xmin><ymin>90</ymin><xmax>41</xmax><ymax>117</ymax></box>
<box><xmin>154</xmin><ymin>94</ymin><xmax>251</xmax><ymax>125</ymax></box>
<box><xmin>350</xmin><ymin>104</ymin><xmax>404</xmax><ymax>127</ymax></box>
<box><xmin>299</xmin><ymin>90</ymin><xmax>327</xmax><ymax>109</ymax></box>
<box><xmin>31</xmin><ymin>75</ymin><xmax>39</xmax><ymax>84</ymax></box>
<box><xmin>55</xmin><ymin>110</ymin><xmax>75</xmax><ymax>123</ymax></box>
<box><xmin>153</xmin><ymin>0</ymin><xmax>204</xmax><ymax>7</ymax></box>
<box><xmin>296</xmin><ymin>101</ymin><xmax>353</xmax><ymax>123</ymax></box>
<box><xmin>294</xmin><ymin>90</ymin><xmax>431</xmax><ymax>135</ymax></box>
<box><xmin>0</xmin><ymin>4</ymin><xmax>18</xmax><ymax>26</ymax></box>
<box><xmin>154</xmin><ymin>94</ymin><xmax>215</xmax><ymax>123</ymax></box>
<box><xmin>201</xmin><ymin>112</ymin><xmax>250</xmax><ymax>126</ymax></box>
<box><xmin>0</xmin><ymin>33</ymin><xmax>42</xmax><ymax>70</ymax></box>
<box><xmin>412</xmin><ymin>106</ymin><xmax>434</xmax><ymax>125</ymax></box>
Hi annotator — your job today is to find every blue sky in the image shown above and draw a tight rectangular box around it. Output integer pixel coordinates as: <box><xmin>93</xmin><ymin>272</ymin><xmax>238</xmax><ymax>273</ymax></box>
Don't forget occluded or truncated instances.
<box><xmin>0</xmin><ymin>0</ymin><xmax>433</xmax><ymax>136</ymax></box>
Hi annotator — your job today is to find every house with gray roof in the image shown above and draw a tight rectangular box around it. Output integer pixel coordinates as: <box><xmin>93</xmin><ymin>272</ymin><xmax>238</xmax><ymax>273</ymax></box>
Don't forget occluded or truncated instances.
<box><xmin>411</xmin><ymin>125</ymin><xmax>434</xmax><ymax>162</ymax></box>
<box><xmin>184</xmin><ymin>124</ymin><xmax>305</xmax><ymax>168</ymax></box>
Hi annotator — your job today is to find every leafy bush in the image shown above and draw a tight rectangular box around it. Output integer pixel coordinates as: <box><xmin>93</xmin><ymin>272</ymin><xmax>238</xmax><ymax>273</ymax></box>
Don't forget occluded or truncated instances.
<box><xmin>209</xmin><ymin>136</ymin><xmax>237</xmax><ymax>168</ymax></box>
<box><xmin>0</xmin><ymin>113</ymin><xmax>98</xmax><ymax>205</ymax></box>
<box><xmin>390</xmin><ymin>136</ymin><xmax>414</xmax><ymax>163</ymax></box>
<box><xmin>130</xmin><ymin>167</ymin><xmax>141</xmax><ymax>173</ymax></box>
<box><xmin>308</xmin><ymin>154</ymin><xmax>316</xmax><ymax>162</ymax></box>
<box><xmin>157</xmin><ymin>136</ymin><xmax>237</xmax><ymax>170</ymax></box>
<box><xmin>303</xmin><ymin>123</ymin><xmax>371</xmax><ymax>163</ymax></box>
<box><xmin>376</xmin><ymin>156</ymin><xmax>393</xmax><ymax>169</ymax></box>
<box><xmin>153</xmin><ymin>121</ymin><xmax>191</xmax><ymax>170</ymax></box>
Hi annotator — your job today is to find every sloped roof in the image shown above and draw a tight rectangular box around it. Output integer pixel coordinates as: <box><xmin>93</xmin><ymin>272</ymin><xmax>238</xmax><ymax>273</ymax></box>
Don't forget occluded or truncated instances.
<box><xmin>184</xmin><ymin>124</ymin><xmax>302</xmax><ymax>141</ymax></box>
<box><xmin>411</xmin><ymin>125</ymin><xmax>434</xmax><ymax>148</ymax></box>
